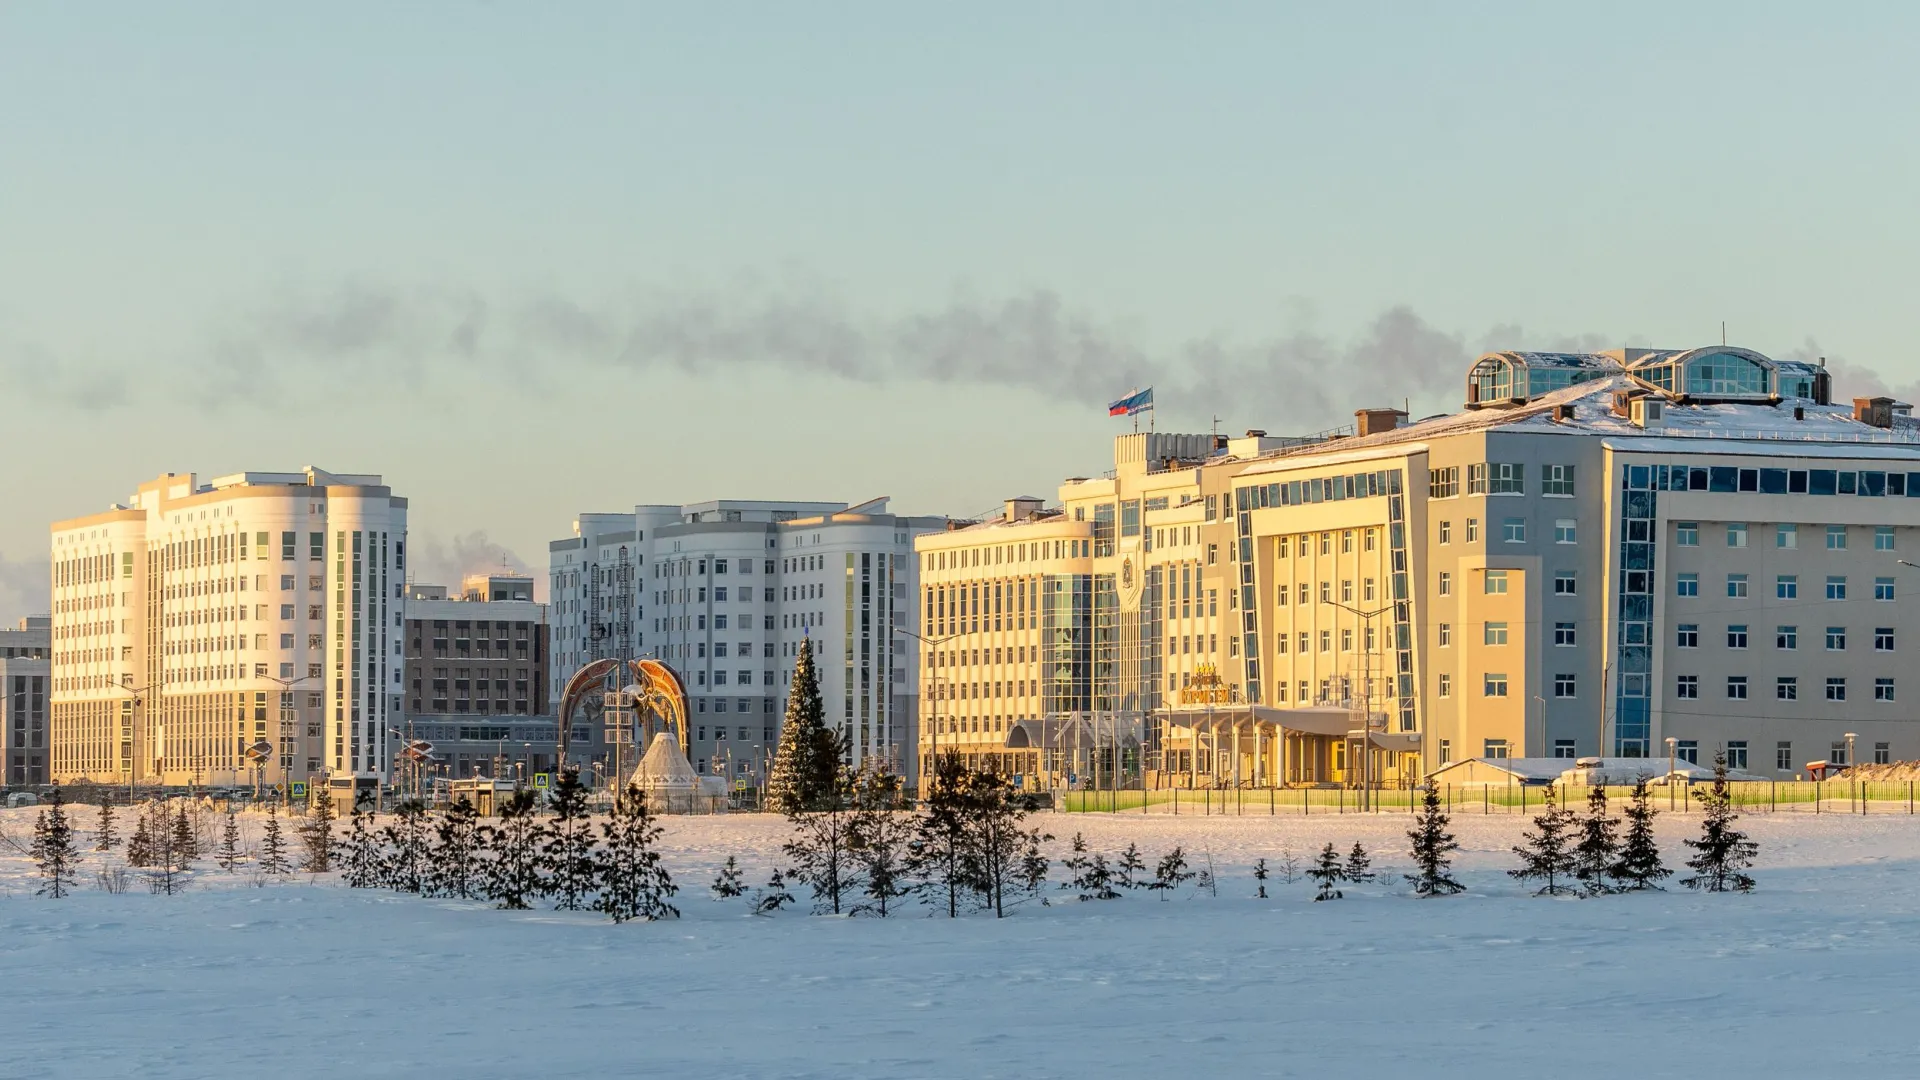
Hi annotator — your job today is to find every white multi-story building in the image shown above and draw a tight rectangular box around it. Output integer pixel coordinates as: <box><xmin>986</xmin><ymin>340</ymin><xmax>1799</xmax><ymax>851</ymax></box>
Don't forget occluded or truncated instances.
<box><xmin>50</xmin><ymin>468</ymin><xmax>407</xmax><ymax>789</ymax></box>
<box><xmin>550</xmin><ymin>499</ymin><xmax>951</xmax><ymax>783</ymax></box>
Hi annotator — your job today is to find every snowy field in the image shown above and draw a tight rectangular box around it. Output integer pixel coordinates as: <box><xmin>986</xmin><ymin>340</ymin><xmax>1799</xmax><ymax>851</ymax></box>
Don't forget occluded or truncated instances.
<box><xmin>6</xmin><ymin>806</ymin><xmax>1920</xmax><ymax>1079</ymax></box>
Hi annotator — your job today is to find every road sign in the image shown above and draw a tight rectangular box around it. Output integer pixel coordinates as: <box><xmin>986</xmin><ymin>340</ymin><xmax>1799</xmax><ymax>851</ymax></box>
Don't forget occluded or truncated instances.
<box><xmin>244</xmin><ymin>740</ymin><xmax>274</xmax><ymax>763</ymax></box>
<box><xmin>533</xmin><ymin>772</ymin><xmax>551</xmax><ymax>789</ymax></box>
<box><xmin>290</xmin><ymin>781</ymin><xmax>308</xmax><ymax>798</ymax></box>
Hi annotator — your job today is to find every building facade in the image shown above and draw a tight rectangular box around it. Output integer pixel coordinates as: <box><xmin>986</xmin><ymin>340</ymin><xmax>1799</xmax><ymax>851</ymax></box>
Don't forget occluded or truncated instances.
<box><xmin>550</xmin><ymin>499</ymin><xmax>949</xmax><ymax>785</ymax></box>
<box><xmin>1</xmin><ymin>617</ymin><xmax>51</xmax><ymax>786</ymax></box>
<box><xmin>916</xmin><ymin>345</ymin><xmax>1920</xmax><ymax>787</ymax></box>
<box><xmin>400</xmin><ymin>578</ymin><xmax>554</xmax><ymax>780</ymax></box>
<box><xmin>50</xmin><ymin>468</ymin><xmax>407</xmax><ymax>788</ymax></box>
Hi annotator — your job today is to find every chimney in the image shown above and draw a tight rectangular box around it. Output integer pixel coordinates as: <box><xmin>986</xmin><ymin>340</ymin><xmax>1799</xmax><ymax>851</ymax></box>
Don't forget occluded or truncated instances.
<box><xmin>1353</xmin><ymin>408</ymin><xmax>1407</xmax><ymax>437</ymax></box>
<box><xmin>1003</xmin><ymin>496</ymin><xmax>1043</xmax><ymax>523</ymax></box>
<box><xmin>1553</xmin><ymin>404</ymin><xmax>1576</xmax><ymax>423</ymax></box>
<box><xmin>1244</xmin><ymin>429</ymin><xmax>1266</xmax><ymax>438</ymax></box>
<box><xmin>1854</xmin><ymin>396</ymin><xmax>1896</xmax><ymax>429</ymax></box>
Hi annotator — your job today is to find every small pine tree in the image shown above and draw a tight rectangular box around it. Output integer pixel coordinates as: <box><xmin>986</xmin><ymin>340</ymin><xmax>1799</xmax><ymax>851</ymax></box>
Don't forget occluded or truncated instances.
<box><xmin>908</xmin><ymin>751</ymin><xmax>978</xmax><ymax>917</ymax></box>
<box><xmin>751</xmin><ymin>868</ymin><xmax>795</xmax><ymax>915</ymax></box>
<box><xmin>1116</xmin><ymin>843</ymin><xmax>1148</xmax><ymax>890</ymax></box>
<box><xmin>381</xmin><ymin>801</ymin><xmax>431</xmax><ymax>894</ymax></box>
<box><xmin>126</xmin><ymin>813</ymin><xmax>154</xmax><ymax>869</ymax></box>
<box><xmin>850</xmin><ymin>774</ymin><xmax>915</xmax><ymax>917</ymax></box>
<box><xmin>217</xmin><ymin>807</ymin><xmax>242</xmax><ymax>871</ymax></box>
<box><xmin>1572</xmin><ymin>783</ymin><xmax>1620</xmax><ymax>897</ymax></box>
<box><xmin>1682</xmin><ymin>755</ymin><xmax>1758</xmax><ymax>893</ymax></box>
<box><xmin>342</xmin><ymin>811</ymin><xmax>382</xmax><ymax>889</ymax></box>
<box><xmin>258</xmin><ymin>803</ymin><xmax>291</xmax><ymax>876</ymax></box>
<box><xmin>1344</xmin><ymin>842</ymin><xmax>1374</xmax><ymax>884</ymax></box>
<box><xmin>300</xmin><ymin>785</ymin><xmax>337</xmax><ymax>873</ymax></box>
<box><xmin>1276</xmin><ymin>845</ymin><xmax>1302</xmax><ymax>885</ymax></box>
<box><xmin>1015</xmin><ymin>829</ymin><xmax>1051</xmax><ymax>907</ymax></box>
<box><xmin>1309</xmin><ymin>843</ymin><xmax>1346</xmax><ymax>901</ymax></box>
<box><xmin>783</xmin><ymin>782</ymin><xmax>862</xmax><ymax>915</ymax></box>
<box><xmin>170</xmin><ymin>804</ymin><xmax>198</xmax><ymax>869</ymax></box>
<box><xmin>1510</xmin><ymin>783</ymin><xmax>1578</xmax><ymax>896</ymax></box>
<box><xmin>967</xmin><ymin>767</ymin><xmax>1038</xmax><ymax>918</ymax></box>
<box><xmin>93</xmin><ymin>798</ymin><xmax>118</xmax><ymax>852</ymax></box>
<box><xmin>1406</xmin><ymin>779</ymin><xmax>1464</xmax><ymax>897</ymax></box>
<box><xmin>765</xmin><ymin>638</ymin><xmax>842</xmax><ymax>814</ymax></box>
<box><xmin>1253</xmin><ymin>858</ymin><xmax>1270</xmax><ymax>899</ymax></box>
<box><xmin>540</xmin><ymin>769</ymin><xmax>600</xmax><ymax>910</ymax></box>
<box><xmin>1059</xmin><ymin>833</ymin><xmax>1090</xmax><ymax>892</ymax></box>
<box><xmin>424</xmin><ymin>798</ymin><xmax>480</xmax><ymax>898</ymax></box>
<box><xmin>1074</xmin><ymin>852</ymin><xmax>1119</xmax><ymax>901</ymax></box>
<box><xmin>1149</xmin><ymin>846</ymin><xmax>1193</xmax><ymax>900</ymax></box>
<box><xmin>710</xmin><ymin>856</ymin><xmax>747</xmax><ymax>899</ymax></box>
<box><xmin>1611</xmin><ymin>779</ymin><xmax>1670</xmax><ymax>891</ymax></box>
<box><xmin>594</xmin><ymin>786</ymin><xmax>679</xmax><ymax>923</ymax></box>
<box><xmin>481</xmin><ymin>790</ymin><xmax>545</xmax><ymax>910</ymax></box>
<box><xmin>30</xmin><ymin>788</ymin><xmax>79</xmax><ymax>898</ymax></box>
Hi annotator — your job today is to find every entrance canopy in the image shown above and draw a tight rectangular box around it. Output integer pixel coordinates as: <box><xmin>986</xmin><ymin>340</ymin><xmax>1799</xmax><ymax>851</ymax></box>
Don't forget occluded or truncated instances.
<box><xmin>1160</xmin><ymin>703</ymin><xmax>1418</xmax><ymax>750</ymax></box>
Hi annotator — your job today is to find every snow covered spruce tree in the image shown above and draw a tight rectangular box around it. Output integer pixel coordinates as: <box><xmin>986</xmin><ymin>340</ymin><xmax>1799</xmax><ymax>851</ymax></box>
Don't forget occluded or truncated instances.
<box><xmin>425</xmin><ymin>798</ymin><xmax>481</xmax><ymax>899</ymax></box>
<box><xmin>1683</xmin><ymin>754</ymin><xmax>1758</xmax><ymax>893</ymax></box>
<box><xmin>258</xmin><ymin>802</ymin><xmax>291</xmax><ymax>876</ymax></box>
<box><xmin>1149</xmin><ymin>846</ymin><xmax>1192</xmax><ymax>900</ymax></box>
<box><xmin>1406</xmin><ymin>779</ymin><xmax>1464</xmax><ymax>897</ymax></box>
<box><xmin>300</xmin><ymin>785</ymin><xmax>337</xmax><ymax>873</ymax></box>
<box><xmin>1344</xmin><ymin>842</ymin><xmax>1374</xmax><ymax>884</ymax></box>
<box><xmin>766</xmin><ymin>637</ymin><xmax>842</xmax><ymax>815</ymax></box>
<box><xmin>171</xmin><ymin>803</ymin><xmax>199</xmax><ymax>863</ymax></box>
<box><xmin>218</xmin><ymin>806</ymin><xmax>242</xmax><ymax>871</ymax></box>
<box><xmin>126</xmin><ymin>809</ymin><xmax>154</xmax><ymax>868</ymax></box>
<box><xmin>1572</xmin><ymin>783</ymin><xmax>1620</xmax><ymax>897</ymax></box>
<box><xmin>342</xmin><ymin>810</ymin><xmax>383</xmax><ymax>889</ymax></box>
<box><xmin>481</xmin><ymin>789</ymin><xmax>544</xmax><ymax>909</ymax></box>
<box><xmin>380</xmin><ymin>801</ymin><xmax>432</xmax><ymax>894</ymax></box>
<box><xmin>541</xmin><ymin>769</ymin><xmax>600</xmax><ymax>910</ymax></box>
<box><xmin>782</xmin><ymin>758</ymin><xmax>860</xmax><ymax>915</ymax></box>
<box><xmin>92</xmin><ymin>797</ymin><xmax>118</xmax><ymax>852</ymax></box>
<box><xmin>1016</xmin><ymin>830</ymin><xmax>1051</xmax><ymax>906</ymax></box>
<box><xmin>910</xmin><ymin>750</ymin><xmax>979</xmax><ymax>917</ymax></box>
<box><xmin>1611</xmin><ymin>779</ymin><xmax>1670</xmax><ymax>891</ymax></box>
<box><xmin>30</xmin><ymin>788</ymin><xmax>79</xmax><ymax>898</ymax></box>
<box><xmin>594</xmin><ymin>785</ymin><xmax>678</xmax><ymax>923</ymax></box>
<box><xmin>710</xmin><ymin>856</ymin><xmax>747</xmax><ymax>900</ymax></box>
<box><xmin>1510</xmin><ymin>783</ymin><xmax>1579</xmax><ymax>896</ymax></box>
<box><xmin>849</xmin><ymin>764</ymin><xmax>914</xmax><ymax>917</ymax></box>
<box><xmin>1309</xmin><ymin>843</ymin><xmax>1346</xmax><ymax>901</ymax></box>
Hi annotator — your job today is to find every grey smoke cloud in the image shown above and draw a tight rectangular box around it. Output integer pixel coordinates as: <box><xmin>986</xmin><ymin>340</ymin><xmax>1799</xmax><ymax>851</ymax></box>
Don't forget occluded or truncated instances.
<box><xmin>1781</xmin><ymin>338</ymin><xmax>1920</xmax><ymax>405</ymax></box>
<box><xmin>409</xmin><ymin>531</ymin><xmax>536</xmax><ymax>598</ymax></box>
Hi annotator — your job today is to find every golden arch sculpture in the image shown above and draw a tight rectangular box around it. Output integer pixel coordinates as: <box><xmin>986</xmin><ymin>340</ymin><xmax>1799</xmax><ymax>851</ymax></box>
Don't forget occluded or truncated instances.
<box><xmin>557</xmin><ymin>657</ymin><xmax>690</xmax><ymax>766</ymax></box>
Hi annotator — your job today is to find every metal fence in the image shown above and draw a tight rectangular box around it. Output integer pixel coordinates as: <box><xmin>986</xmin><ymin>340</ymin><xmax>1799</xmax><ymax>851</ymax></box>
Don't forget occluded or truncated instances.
<box><xmin>1053</xmin><ymin>780</ymin><xmax>1920</xmax><ymax>816</ymax></box>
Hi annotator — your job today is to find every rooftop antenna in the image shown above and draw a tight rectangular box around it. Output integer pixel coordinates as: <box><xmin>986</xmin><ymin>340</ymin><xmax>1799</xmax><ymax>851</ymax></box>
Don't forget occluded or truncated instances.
<box><xmin>1721</xmin><ymin>320</ymin><xmax>1727</xmax><ymax>346</ymax></box>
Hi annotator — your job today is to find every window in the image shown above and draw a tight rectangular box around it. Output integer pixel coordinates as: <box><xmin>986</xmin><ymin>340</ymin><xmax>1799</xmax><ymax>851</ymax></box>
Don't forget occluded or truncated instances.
<box><xmin>1483</xmin><ymin>673</ymin><xmax>1508</xmax><ymax>697</ymax></box>
<box><xmin>1467</xmin><ymin>464</ymin><xmax>1488</xmax><ymax>495</ymax></box>
<box><xmin>1829</xmin><ymin>742</ymin><xmax>1848</xmax><ymax>765</ymax></box>
<box><xmin>1875</xmin><ymin>576</ymin><xmax>1895</xmax><ymax>601</ymax></box>
<box><xmin>1676</xmin><ymin>522</ymin><xmax>1699</xmax><ymax>546</ymax></box>
<box><xmin>1553</xmin><ymin>739</ymin><xmax>1578</xmax><ymax>758</ymax></box>
<box><xmin>1465</xmin><ymin>518</ymin><xmax>1479</xmax><ymax>542</ymax></box>
<box><xmin>1677</xmin><ymin>624</ymin><xmax>1699</xmax><ymax>648</ymax></box>
<box><xmin>1874</xmin><ymin>677</ymin><xmax>1896</xmax><ymax>701</ymax></box>
<box><xmin>1727</xmin><ymin>624</ymin><xmax>1748</xmax><ymax>648</ymax></box>
<box><xmin>1726</xmin><ymin>676</ymin><xmax>1748</xmax><ymax>700</ymax></box>
<box><xmin>1319</xmin><ymin>631</ymin><xmax>1331</xmax><ymax>652</ymax></box>
<box><xmin>1340</xmin><ymin>628</ymin><xmax>1353</xmax><ymax>651</ymax></box>
<box><xmin>1776</xmin><ymin>524</ymin><xmax>1798</xmax><ymax>549</ymax></box>
<box><xmin>1490</xmin><ymin>463</ymin><xmax>1525</xmax><ymax>494</ymax></box>
<box><xmin>1676</xmin><ymin>675</ymin><xmax>1699</xmax><ymax>699</ymax></box>
<box><xmin>1826</xmin><ymin>626</ymin><xmax>1846</xmax><ymax>651</ymax></box>
<box><xmin>1875</xmin><ymin>526</ymin><xmax>1895</xmax><ymax>552</ymax></box>
<box><xmin>1826</xmin><ymin>576</ymin><xmax>1847</xmax><ymax>600</ymax></box>
<box><xmin>1554</xmin><ymin>519</ymin><xmax>1576</xmax><ymax>544</ymax></box>
<box><xmin>1876</xmin><ymin>740</ymin><xmax>1892</xmax><ymax>763</ymax></box>
<box><xmin>1773</xmin><ymin>574</ymin><xmax>1797</xmax><ymax>599</ymax></box>
<box><xmin>1438</xmin><ymin>623</ymin><xmax>1452</xmax><ymax>646</ymax></box>
<box><xmin>1826</xmin><ymin>677</ymin><xmax>1848</xmax><ymax>701</ymax></box>
<box><xmin>1483</xmin><ymin>738</ymin><xmax>1509</xmax><ymax>759</ymax></box>
<box><xmin>1542</xmin><ymin>464</ymin><xmax>1575</xmax><ymax>497</ymax></box>
<box><xmin>1726</xmin><ymin>574</ymin><xmax>1748</xmax><ymax>599</ymax></box>
<box><xmin>1484</xmin><ymin>569</ymin><xmax>1508</xmax><ymax>595</ymax></box>
<box><xmin>1438</xmin><ymin>572</ymin><xmax>1451</xmax><ymax>596</ymax></box>
<box><xmin>1776</xmin><ymin>676</ymin><xmax>1797</xmax><ymax>700</ymax></box>
<box><xmin>1553</xmin><ymin>622</ymin><xmax>1576</xmax><ymax>646</ymax></box>
<box><xmin>1438</xmin><ymin>520</ymin><xmax>1452</xmax><ymax>544</ymax></box>
<box><xmin>1503</xmin><ymin>518</ymin><xmax>1525</xmax><ymax>543</ymax></box>
<box><xmin>1363</xmin><ymin>578</ymin><xmax>1376</xmax><ymax>602</ymax></box>
<box><xmin>1676</xmin><ymin>573</ymin><xmax>1698</xmax><ymax>597</ymax></box>
<box><xmin>1430</xmin><ymin>468</ymin><xmax>1460</xmax><ymax>499</ymax></box>
<box><xmin>1438</xmin><ymin>673</ymin><xmax>1452</xmax><ymax>698</ymax></box>
<box><xmin>1553</xmin><ymin>673</ymin><xmax>1576</xmax><ymax>698</ymax></box>
<box><xmin>1554</xmin><ymin>571</ymin><xmax>1576</xmax><ymax>595</ymax></box>
<box><xmin>1319</xmin><ymin>582</ymin><xmax>1331</xmax><ymax>604</ymax></box>
<box><xmin>1485</xmin><ymin>622</ymin><xmax>1508</xmax><ymax>645</ymax></box>
<box><xmin>1723</xmin><ymin>741</ymin><xmax>1749</xmax><ymax>770</ymax></box>
<box><xmin>1777</xmin><ymin>742</ymin><xmax>1793</xmax><ymax>771</ymax></box>
<box><xmin>1827</xmin><ymin>525</ymin><xmax>1847</xmax><ymax>550</ymax></box>
<box><xmin>1776</xmin><ymin>625</ymin><xmax>1798</xmax><ymax>650</ymax></box>
<box><xmin>1341</xmin><ymin>580</ymin><xmax>1353</xmax><ymax>602</ymax></box>
<box><xmin>1722</xmin><ymin>522</ymin><xmax>1751</xmax><ymax>549</ymax></box>
<box><xmin>1439</xmin><ymin>738</ymin><xmax>1452</xmax><ymax>764</ymax></box>
<box><xmin>1876</xmin><ymin>627</ymin><xmax>1895</xmax><ymax>652</ymax></box>
<box><xmin>1675</xmin><ymin>740</ymin><xmax>1699</xmax><ymax>765</ymax></box>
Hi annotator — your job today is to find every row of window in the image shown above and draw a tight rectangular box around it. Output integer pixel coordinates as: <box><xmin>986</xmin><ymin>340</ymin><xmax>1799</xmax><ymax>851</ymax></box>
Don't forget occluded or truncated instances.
<box><xmin>1429</xmin><ymin>462</ymin><xmax>1575</xmax><ymax>499</ymax></box>
<box><xmin>1677</xmin><ymin>522</ymin><xmax>1897</xmax><ymax>550</ymax></box>
<box><xmin>1676</xmin><ymin>624</ymin><xmax>1894</xmax><ymax>651</ymax></box>
<box><xmin>1676</xmin><ymin>573</ymin><xmax>1893</xmax><ymax>600</ymax></box>
<box><xmin>1675</xmin><ymin>675</ymin><xmax>1895</xmax><ymax>702</ymax></box>
<box><xmin>1626</xmin><ymin>463</ymin><xmax>1920</xmax><ymax>498</ymax></box>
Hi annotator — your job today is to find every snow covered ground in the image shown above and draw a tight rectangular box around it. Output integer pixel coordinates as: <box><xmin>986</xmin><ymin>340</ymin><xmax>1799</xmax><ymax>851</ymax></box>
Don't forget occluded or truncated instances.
<box><xmin>5</xmin><ymin>805</ymin><xmax>1920</xmax><ymax>1079</ymax></box>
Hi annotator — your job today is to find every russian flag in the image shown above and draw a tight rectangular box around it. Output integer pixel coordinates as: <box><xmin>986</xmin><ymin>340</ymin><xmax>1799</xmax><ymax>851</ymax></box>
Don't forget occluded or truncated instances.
<box><xmin>1108</xmin><ymin>387</ymin><xmax>1153</xmax><ymax>417</ymax></box>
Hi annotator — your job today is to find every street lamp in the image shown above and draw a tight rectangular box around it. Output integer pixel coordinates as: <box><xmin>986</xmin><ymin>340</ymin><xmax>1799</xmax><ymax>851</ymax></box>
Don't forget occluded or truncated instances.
<box><xmin>1844</xmin><ymin>731</ymin><xmax>1858</xmax><ymax>773</ymax></box>
<box><xmin>1326</xmin><ymin>601</ymin><xmax>1393</xmax><ymax>811</ymax></box>
<box><xmin>254</xmin><ymin>672</ymin><xmax>318</xmax><ymax>801</ymax></box>
<box><xmin>1665</xmin><ymin>736</ymin><xmax>1678</xmax><ymax>807</ymax></box>
<box><xmin>103</xmin><ymin>682</ymin><xmax>156</xmax><ymax>799</ymax></box>
<box><xmin>894</xmin><ymin>625</ymin><xmax>962</xmax><ymax>790</ymax></box>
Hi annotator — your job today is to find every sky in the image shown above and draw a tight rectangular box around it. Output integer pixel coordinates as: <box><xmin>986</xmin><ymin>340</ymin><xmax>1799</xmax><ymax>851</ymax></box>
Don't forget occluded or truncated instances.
<box><xmin>5</xmin><ymin>2</ymin><xmax>1920</xmax><ymax>623</ymax></box>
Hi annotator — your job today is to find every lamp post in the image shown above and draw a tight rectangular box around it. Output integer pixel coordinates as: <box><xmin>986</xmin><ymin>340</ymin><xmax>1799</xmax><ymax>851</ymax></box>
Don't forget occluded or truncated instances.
<box><xmin>894</xmin><ymin>625</ymin><xmax>961</xmax><ymax>793</ymax></box>
<box><xmin>254</xmin><ymin>672</ymin><xmax>318</xmax><ymax>801</ymax></box>
<box><xmin>1327</xmin><ymin>601</ymin><xmax>1393</xmax><ymax>811</ymax></box>
<box><xmin>1666</xmin><ymin>736</ymin><xmax>1677</xmax><ymax>809</ymax></box>
<box><xmin>104</xmin><ymin>683</ymin><xmax>156</xmax><ymax>800</ymax></box>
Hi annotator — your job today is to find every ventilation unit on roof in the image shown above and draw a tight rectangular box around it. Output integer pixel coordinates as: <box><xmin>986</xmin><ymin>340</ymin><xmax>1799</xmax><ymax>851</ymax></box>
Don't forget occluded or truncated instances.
<box><xmin>1630</xmin><ymin>398</ymin><xmax>1664</xmax><ymax>430</ymax></box>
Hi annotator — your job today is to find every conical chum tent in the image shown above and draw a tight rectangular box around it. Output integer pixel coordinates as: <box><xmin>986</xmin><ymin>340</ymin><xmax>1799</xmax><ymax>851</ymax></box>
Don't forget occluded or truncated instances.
<box><xmin>628</xmin><ymin>731</ymin><xmax>725</xmax><ymax>812</ymax></box>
